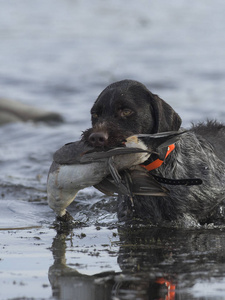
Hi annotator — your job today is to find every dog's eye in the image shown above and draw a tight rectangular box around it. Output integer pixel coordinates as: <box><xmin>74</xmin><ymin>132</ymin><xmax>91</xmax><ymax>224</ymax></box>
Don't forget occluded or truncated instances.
<box><xmin>91</xmin><ymin>113</ymin><xmax>98</xmax><ymax>119</ymax></box>
<box><xmin>120</xmin><ymin>109</ymin><xmax>133</xmax><ymax>117</ymax></box>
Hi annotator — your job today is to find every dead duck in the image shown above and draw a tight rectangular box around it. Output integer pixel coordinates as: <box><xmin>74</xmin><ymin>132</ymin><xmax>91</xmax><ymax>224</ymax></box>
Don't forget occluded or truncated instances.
<box><xmin>47</xmin><ymin>131</ymin><xmax>184</xmax><ymax>219</ymax></box>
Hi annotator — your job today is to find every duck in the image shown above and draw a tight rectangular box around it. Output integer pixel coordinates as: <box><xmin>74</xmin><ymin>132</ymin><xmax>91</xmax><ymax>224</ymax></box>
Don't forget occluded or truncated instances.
<box><xmin>47</xmin><ymin>131</ymin><xmax>184</xmax><ymax>220</ymax></box>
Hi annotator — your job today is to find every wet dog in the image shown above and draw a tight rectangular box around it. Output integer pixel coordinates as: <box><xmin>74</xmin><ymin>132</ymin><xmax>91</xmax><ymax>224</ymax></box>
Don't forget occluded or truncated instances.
<box><xmin>83</xmin><ymin>79</ymin><xmax>225</xmax><ymax>226</ymax></box>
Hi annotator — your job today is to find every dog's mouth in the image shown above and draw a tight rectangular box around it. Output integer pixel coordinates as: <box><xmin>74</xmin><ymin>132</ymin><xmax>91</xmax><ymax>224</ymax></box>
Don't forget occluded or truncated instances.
<box><xmin>82</xmin><ymin>126</ymin><xmax>134</xmax><ymax>149</ymax></box>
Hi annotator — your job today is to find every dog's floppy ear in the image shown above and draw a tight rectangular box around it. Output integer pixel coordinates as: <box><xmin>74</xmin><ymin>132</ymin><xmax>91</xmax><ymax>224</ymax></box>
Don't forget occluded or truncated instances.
<box><xmin>149</xmin><ymin>93</ymin><xmax>182</xmax><ymax>133</ymax></box>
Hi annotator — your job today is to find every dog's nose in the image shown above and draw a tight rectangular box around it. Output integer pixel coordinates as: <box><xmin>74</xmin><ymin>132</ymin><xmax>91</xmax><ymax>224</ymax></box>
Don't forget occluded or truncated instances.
<box><xmin>88</xmin><ymin>132</ymin><xmax>108</xmax><ymax>147</ymax></box>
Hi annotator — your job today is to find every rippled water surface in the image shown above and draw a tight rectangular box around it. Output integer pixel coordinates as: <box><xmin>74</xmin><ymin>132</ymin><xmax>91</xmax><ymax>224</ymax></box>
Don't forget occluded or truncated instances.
<box><xmin>1</xmin><ymin>0</ymin><xmax>225</xmax><ymax>299</ymax></box>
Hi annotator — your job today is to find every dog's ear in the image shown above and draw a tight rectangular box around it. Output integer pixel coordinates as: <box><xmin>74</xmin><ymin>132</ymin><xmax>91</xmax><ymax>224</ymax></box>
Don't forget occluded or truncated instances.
<box><xmin>149</xmin><ymin>93</ymin><xmax>182</xmax><ymax>133</ymax></box>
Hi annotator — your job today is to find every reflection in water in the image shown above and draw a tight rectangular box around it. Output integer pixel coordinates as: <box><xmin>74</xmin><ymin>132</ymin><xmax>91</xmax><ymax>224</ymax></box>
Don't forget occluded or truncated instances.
<box><xmin>49</xmin><ymin>232</ymin><xmax>114</xmax><ymax>300</ymax></box>
<box><xmin>48</xmin><ymin>225</ymin><xmax>225</xmax><ymax>300</ymax></box>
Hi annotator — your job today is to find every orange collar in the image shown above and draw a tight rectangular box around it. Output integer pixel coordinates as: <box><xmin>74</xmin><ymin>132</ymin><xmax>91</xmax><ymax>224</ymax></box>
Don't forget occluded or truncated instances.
<box><xmin>141</xmin><ymin>144</ymin><xmax>175</xmax><ymax>171</ymax></box>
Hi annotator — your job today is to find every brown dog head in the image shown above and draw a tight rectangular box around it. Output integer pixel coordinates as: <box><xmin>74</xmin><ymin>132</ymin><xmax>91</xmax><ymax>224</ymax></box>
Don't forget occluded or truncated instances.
<box><xmin>83</xmin><ymin>80</ymin><xmax>181</xmax><ymax>147</ymax></box>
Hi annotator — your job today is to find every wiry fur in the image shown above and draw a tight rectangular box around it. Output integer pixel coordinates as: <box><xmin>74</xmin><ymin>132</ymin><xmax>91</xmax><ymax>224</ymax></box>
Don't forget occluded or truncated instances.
<box><xmin>118</xmin><ymin>127</ymin><xmax>225</xmax><ymax>226</ymax></box>
<box><xmin>85</xmin><ymin>80</ymin><xmax>225</xmax><ymax>226</ymax></box>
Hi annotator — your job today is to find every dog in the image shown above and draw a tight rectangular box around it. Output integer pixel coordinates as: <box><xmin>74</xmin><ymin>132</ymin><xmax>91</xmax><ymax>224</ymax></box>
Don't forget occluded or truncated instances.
<box><xmin>82</xmin><ymin>79</ymin><xmax>225</xmax><ymax>227</ymax></box>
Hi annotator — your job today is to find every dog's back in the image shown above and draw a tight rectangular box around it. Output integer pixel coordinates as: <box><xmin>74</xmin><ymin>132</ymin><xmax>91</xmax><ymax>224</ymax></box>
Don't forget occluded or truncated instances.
<box><xmin>191</xmin><ymin>121</ymin><xmax>225</xmax><ymax>163</ymax></box>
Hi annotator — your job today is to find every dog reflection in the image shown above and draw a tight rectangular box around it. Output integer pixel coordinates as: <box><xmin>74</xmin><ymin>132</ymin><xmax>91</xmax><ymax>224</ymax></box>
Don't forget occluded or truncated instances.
<box><xmin>48</xmin><ymin>226</ymin><xmax>225</xmax><ymax>300</ymax></box>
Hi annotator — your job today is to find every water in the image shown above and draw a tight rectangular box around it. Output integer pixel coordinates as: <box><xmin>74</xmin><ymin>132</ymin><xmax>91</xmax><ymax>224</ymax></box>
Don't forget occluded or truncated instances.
<box><xmin>1</xmin><ymin>0</ymin><xmax>225</xmax><ymax>299</ymax></box>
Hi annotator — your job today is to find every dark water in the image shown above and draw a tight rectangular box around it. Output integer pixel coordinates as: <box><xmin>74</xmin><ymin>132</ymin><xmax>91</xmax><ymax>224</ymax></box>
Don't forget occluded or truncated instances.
<box><xmin>1</xmin><ymin>0</ymin><xmax>225</xmax><ymax>299</ymax></box>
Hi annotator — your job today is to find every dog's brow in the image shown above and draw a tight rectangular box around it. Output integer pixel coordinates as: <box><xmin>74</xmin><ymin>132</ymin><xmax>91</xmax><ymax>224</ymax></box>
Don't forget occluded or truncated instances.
<box><xmin>110</xmin><ymin>95</ymin><xmax>134</xmax><ymax>109</ymax></box>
